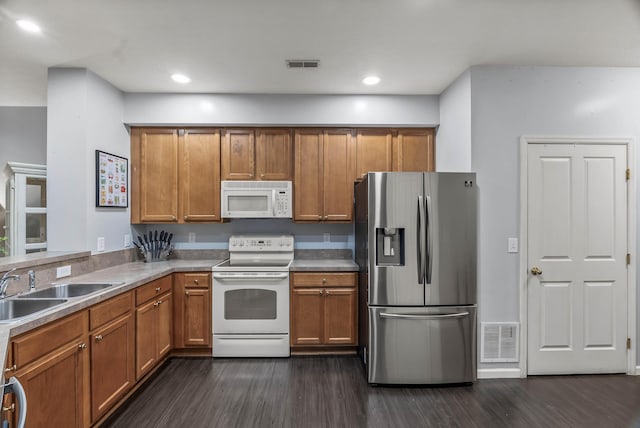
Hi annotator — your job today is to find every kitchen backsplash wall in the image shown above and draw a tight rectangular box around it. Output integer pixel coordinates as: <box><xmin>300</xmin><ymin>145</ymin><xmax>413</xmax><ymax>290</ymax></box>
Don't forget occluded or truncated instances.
<box><xmin>131</xmin><ymin>221</ymin><xmax>355</xmax><ymax>252</ymax></box>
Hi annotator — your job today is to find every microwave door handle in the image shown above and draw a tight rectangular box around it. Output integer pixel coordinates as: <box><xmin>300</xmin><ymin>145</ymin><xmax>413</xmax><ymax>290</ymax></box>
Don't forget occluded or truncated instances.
<box><xmin>272</xmin><ymin>190</ymin><xmax>277</xmax><ymax>216</ymax></box>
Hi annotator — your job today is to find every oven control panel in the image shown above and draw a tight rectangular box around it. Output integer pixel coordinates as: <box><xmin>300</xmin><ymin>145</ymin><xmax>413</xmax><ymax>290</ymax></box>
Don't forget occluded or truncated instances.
<box><xmin>228</xmin><ymin>235</ymin><xmax>294</xmax><ymax>252</ymax></box>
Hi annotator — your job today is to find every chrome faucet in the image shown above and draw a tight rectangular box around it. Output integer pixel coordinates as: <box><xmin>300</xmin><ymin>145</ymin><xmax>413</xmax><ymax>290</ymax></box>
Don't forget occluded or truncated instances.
<box><xmin>28</xmin><ymin>270</ymin><xmax>36</xmax><ymax>291</ymax></box>
<box><xmin>0</xmin><ymin>268</ymin><xmax>20</xmax><ymax>299</ymax></box>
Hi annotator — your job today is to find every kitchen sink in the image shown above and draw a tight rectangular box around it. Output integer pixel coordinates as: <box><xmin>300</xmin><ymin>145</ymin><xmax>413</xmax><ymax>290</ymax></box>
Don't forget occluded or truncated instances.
<box><xmin>18</xmin><ymin>282</ymin><xmax>121</xmax><ymax>299</ymax></box>
<box><xmin>0</xmin><ymin>298</ymin><xmax>68</xmax><ymax>322</ymax></box>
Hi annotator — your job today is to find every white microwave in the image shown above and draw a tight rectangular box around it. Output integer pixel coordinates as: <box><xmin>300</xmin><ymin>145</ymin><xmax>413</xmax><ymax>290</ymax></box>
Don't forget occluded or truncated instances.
<box><xmin>221</xmin><ymin>181</ymin><xmax>292</xmax><ymax>218</ymax></box>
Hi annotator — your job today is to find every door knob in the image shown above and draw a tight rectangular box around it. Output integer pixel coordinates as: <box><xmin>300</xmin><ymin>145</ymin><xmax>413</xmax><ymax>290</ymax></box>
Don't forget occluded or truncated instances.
<box><xmin>530</xmin><ymin>266</ymin><xmax>542</xmax><ymax>276</ymax></box>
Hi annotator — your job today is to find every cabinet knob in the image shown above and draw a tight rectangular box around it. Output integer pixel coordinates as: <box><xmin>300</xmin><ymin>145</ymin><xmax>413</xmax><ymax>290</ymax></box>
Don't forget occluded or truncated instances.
<box><xmin>2</xmin><ymin>403</ymin><xmax>15</xmax><ymax>412</ymax></box>
<box><xmin>184</xmin><ymin>216</ymin><xmax>188</xmax><ymax>220</ymax></box>
<box><xmin>155</xmin><ymin>287</ymin><xmax>161</xmax><ymax>292</ymax></box>
<box><xmin>79</xmin><ymin>343</ymin><xmax>87</xmax><ymax>349</ymax></box>
<box><xmin>194</xmin><ymin>279</ymin><xmax>199</xmax><ymax>284</ymax></box>
<box><xmin>322</xmin><ymin>278</ymin><xmax>327</xmax><ymax>283</ymax></box>
<box><xmin>325</xmin><ymin>290</ymin><xmax>330</xmax><ymax>296</ymax></box>
<box><xmin>171</xmin><ymin>216</ymin><xmax>177</xmax><ymax>221</ymax></box>
<box><xmin>319</xmin><ymin>290</ymin><xmax>323</xmax><ymax>295</ymax></box>
<box><xmin>260</xmin><ymin>174</ymin><xmax>265</xmax><ymax>178</ymax></box>
<box><xmin>185</xmin><ymin>291</ymin><xmax>190</xmax><ymax>296</ymax></box>
<box><xmin>95</xmin><ymin>335</ymin><xmax>103</xmax><ymax>342</ymax></box>
<box><xmin>4</xmin><ymin>364</ymin><xmax>16</xmax><ymax>373</ymax></box>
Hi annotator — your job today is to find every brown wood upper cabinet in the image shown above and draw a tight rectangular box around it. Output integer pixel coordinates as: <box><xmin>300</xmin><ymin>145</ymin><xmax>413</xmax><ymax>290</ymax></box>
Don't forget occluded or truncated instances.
<box><xmin>393</xmin><ymin>128</ymin><xmax>435</xmax><ymax>172</ymax></box>
<box><xmin>355</xmin><ymin>129</ymin><xmax>393</xmax><ymax>180</ymax></box>
<box><xmin>221</xmin><ymin>128</ymin><xmax>293</xmax><ymax>181</ymax></box>
<box><xmin>131</xmin><ymin>127</ymin><xmax>221</xmax><ymax>224</ymax></box>
<box><xmin>294</xmin><ymin>129</ymin><xmax>355</xmax><ymax>222</ymax></box>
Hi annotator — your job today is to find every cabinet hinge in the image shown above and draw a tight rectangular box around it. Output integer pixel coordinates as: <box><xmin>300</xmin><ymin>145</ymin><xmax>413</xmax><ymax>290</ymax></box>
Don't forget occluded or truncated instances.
<box><xmin>626</xmin><ymin>168</ymin><xmax>631</xmax><ymax>181</ymax></box>
<box><xmin>627</xmin><ymin>338</ymin><xmax>631</xmax><ymax>350</ymax></box>
<box><xmin>627</xmin><ymin>253</ymin><xmax>631</xmax><ymax>266</ymax></box>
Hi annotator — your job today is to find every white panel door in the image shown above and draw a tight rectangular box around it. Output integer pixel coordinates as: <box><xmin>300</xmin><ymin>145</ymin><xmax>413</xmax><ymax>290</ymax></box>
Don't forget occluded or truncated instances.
<box><xmin>527</xmin><ymin>143</ymin><xmax>628</xmax><ymax>374</ymax></box>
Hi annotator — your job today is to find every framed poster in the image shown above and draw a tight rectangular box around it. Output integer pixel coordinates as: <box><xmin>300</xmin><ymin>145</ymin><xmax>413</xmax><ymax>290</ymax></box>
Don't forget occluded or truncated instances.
<box><xmin>96</xmin><ymin>150</ymin><xmax>128</xmax><ymax>208</ymax></box>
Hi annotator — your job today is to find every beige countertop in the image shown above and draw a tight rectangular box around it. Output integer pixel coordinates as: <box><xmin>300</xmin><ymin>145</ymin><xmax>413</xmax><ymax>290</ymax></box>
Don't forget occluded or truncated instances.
<box><xmin>0</xmin><ymin>256</ymin><xmax>358</xmax><ymax>383</ymax></box>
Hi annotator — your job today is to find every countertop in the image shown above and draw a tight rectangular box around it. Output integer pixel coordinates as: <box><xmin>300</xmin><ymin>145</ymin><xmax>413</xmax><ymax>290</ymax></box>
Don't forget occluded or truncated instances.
<box><xmin>0</xmin><ymin>257</ymin><xmax>357</xmax><ymax>381</ymax></box>
<box><xmin>290</xmin><ymin>259</ymin><xmax>358</xmax><ymax>271</ymax></box>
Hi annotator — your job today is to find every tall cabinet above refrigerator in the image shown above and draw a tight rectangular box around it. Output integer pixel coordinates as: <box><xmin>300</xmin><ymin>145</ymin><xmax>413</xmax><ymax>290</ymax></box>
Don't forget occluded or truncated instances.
<box><xmin>355</xmin><ymin>172</ymin><xmax>477</xmax><ymax>384</ymax></box>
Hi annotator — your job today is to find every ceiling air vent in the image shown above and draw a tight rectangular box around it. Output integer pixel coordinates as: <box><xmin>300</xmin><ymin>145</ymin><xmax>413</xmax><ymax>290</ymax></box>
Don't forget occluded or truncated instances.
<box><xmin>286</xmin><ymin>59</ymin><xmax>320</xmax><ymax>69</ymax></box>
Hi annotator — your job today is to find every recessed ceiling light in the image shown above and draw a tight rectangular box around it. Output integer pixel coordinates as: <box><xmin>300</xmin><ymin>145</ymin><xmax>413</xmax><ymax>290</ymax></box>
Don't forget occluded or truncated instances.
<box><xmin>171</xmin><ymin>73</ymin><xmax>191</xmax><ymax>84</ymax></box>
<box><xmin>16</xmin><ymin>19</ymin><xmax>41</xmax><ymax>33</ymax></box>
<box><xmin>362</xmin><ymin>75</ymin><xmax>381</xmax><ymax>86</ymax></box>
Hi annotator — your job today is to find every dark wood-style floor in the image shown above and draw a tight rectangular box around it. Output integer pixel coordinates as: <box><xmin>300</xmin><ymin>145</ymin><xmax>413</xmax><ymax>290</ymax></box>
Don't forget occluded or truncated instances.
<box><xmin>103</xmin><ymin>357</ymin><xmax>640</xmax><ymax>428</ymax></box>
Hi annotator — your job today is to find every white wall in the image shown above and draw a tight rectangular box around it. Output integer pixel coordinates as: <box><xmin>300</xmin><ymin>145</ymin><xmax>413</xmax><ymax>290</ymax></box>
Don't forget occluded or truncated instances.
<box><xmin>468</xmin><ymin>65</ymin><xmax>640</xmax><ymax>363</ymax></box>
<box><xmin>124</xmin><ymin>93</ymin><xmax>439</xmax><ymax>126</ymax></box>
<box><xmin>437</xmin><ymin>69</ymin><xmax>472</xmax><ymax>171</ymax></box>
<box><xmin>0</xmin><ymin>107</ymin><xmax>47</xmax><ymax>239</ymax></box>
<box><xmin>47</xmin><ymin>68</ymin><xmax>131</xmax><ymax>253</ymax></box>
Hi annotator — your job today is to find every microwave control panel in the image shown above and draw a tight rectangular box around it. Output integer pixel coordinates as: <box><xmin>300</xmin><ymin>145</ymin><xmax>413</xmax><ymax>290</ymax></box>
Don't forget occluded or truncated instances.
<box><xmin>274</xmin><ymin>190</ymin><xmax>291</xmax><ymax>217</ymax></box>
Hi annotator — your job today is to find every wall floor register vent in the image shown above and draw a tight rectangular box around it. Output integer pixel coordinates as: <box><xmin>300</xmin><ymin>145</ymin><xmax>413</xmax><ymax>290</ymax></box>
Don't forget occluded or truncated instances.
<box><xmin>286</xmin><ymin>59</ymin><xmax>320</xmax><ymax>69</ymax></box>
<box><xmin>480</xmin><ymin>322</ymin><xmax>519</xmax><ymax>363</ymax></box>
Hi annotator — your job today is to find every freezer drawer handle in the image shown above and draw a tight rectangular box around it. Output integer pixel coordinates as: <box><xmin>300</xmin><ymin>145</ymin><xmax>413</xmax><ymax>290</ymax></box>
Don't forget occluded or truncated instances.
<box><xmin>379</xmin><ymin>311</ymin><xmax>469</xmax><ymax>320</ymax></box>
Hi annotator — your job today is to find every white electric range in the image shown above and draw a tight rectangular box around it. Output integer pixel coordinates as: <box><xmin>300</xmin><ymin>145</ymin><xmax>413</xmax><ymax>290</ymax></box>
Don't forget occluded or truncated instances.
<box><xmin>212</xmin><ymin>235</ymin><xmax>294</xmax><ymax>357</ymax></box>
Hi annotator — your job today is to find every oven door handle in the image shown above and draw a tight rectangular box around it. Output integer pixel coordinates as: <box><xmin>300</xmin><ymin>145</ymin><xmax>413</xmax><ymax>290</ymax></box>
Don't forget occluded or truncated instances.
<box><xmin>213</xmin><ymin>273</ymin><xmax>289</xmax><ymax>280</ymax></box>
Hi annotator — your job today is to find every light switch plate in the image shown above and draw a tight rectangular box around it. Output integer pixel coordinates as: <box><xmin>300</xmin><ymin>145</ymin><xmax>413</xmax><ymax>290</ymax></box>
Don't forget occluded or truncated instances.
<box><xmin>508</xmin><ymin>237</ymin><xmax>518</xmax><ymax>253</ymax></box>
<box><xmin>124</xmin><ymin>234</ymin><xmax>131</xmax><ymax>247</ymax></box>
<box><xmin>97</xmin><ymin>237</ymin><xmax>105</xmax><ymax>252</ymax></box>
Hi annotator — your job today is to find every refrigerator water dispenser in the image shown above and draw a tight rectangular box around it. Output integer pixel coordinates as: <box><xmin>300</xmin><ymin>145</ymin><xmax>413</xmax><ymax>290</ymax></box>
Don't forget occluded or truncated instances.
<box><xmin>376</xmin><ymin>228</ymin><xmax>404</xmax><ymax>266</ymax></box>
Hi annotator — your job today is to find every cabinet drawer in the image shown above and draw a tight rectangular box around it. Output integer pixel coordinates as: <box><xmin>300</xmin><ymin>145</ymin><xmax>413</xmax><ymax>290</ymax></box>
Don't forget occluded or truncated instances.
<box><xmin>181</xmin><ymin>273</ymin><xmax>210</xmax><ymax>288</ymax></box>
<box><xmin>12</xmin><ymin>311</ymin><xmax>87</xmax><ymax>368</ymax></box>
<box><xmin>136</xmin><ymin>276</ymin><xmax>172</xmax><ymax>306</ymax></box>
<box><xmin>291</xmin><ymin>272</ymin><xmax>356</xmax><ymax>288</ymax></box>
<box><xmin>90</xmin><ymin>291</ymin><xmax>134</xmax><ymax>331</ymax></box>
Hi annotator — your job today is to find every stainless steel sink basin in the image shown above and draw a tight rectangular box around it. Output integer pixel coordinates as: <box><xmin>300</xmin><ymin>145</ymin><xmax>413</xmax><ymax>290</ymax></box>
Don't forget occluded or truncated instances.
<box><xmin>18</xmin><ymin>283</ymin><xmax>119</xmax><ymax>299</ymax></box>
<box><xmin>0</xmin><ymin>298</ymin><xmax>68</xmax><ymax>322</ymax></box>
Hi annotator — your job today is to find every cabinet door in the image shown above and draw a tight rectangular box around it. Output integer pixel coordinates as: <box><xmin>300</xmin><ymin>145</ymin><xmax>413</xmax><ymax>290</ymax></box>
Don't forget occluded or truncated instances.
<box><xmin>180</xmin><ymin>129</ymin><xmax>221</xmax><ymax>222</ymax></box>
<box><xmin>393</xmin><ymin>128</ymin><xmax>435</xmax><ymax>172</ymax></box>
<box><xmin>184</xmin><ymin>287</ymin><xmax>211</xmax><ymax>347</ymax></box>
<box><xmin>355</xmin><ymin>129</ymin><xmax>392</xmax><ymax>180</ymax></box>
<box><xmin>135</xmin><ymin>299</ymin><xmax>157</xmax><ymax>380</ymax></box>
<box><xmin>256</xmin><ymin>128</ymin><xmax>293</xmax><ymax>180</ymax></box>
<box><xmin>323</xmin><ymin>129</ymin><xmax>355</xmax><ymax>222</ymax></box>
<box><xmin>90</xmin><ymin>313</ymin><xmax>135</xmax><ymax>422</ymax></box>
<box><xmin>221</xmin><ymin>129</ymin><xmax>255</xmax><ymax>180</ymax></box>
<box><xmin>16</xmin><ymin>341</ymin><xmax>87</xmax><ymax>428</ymax></box>
<box><xmin>294</xmin><ymin>129</ymin><xmax>323</xmax><ymax>221</ymax></box>
<box><xmin>323</xmin><ymin>287</ymin><xmax>358</xmax><ymax>345</ymax></box>
<box><xmin>137</xmin><ymin>128</ymin><xmax>179</xmax><ymax>222</ymax></box>
<box><xmin>291</xmin><ymin>288</ymin><xmax>324</xmax><ymax>345</ymax></box>
<box><xmin>157</xmin><ymin>293</ymin><xmax>173</xmax><ymax>358</ymax></box>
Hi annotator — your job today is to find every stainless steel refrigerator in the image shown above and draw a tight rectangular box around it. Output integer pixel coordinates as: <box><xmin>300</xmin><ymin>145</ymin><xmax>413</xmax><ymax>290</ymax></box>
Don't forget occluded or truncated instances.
<box><xmin>355</xmin><ymin>172</ymin><xmax>477</xmax><ymax>384</ymax></box>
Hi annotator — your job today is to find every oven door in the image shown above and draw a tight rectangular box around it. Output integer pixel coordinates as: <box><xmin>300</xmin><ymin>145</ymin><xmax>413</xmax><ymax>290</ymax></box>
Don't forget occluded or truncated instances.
<box><xmin>212</xmin><ymin>272</ymin><xmax>289</xmax><ymax>334</ymax></box>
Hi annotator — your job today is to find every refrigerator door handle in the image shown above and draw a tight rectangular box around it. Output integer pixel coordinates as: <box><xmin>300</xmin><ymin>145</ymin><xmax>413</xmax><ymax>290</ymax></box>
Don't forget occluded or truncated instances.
<box><xmin>425</xmin><ymin>194</ymin><xmax>433</xmax><ymax>284</ymax></box>
<box><xmin>379</xmin><ymin>311</ymin><xmax>469</xmax><ymax>320</ymax></box>
<box><xmin>417</xmin><ymin>195</ymin><xmax>426</xmax><ymax>283</ymax></box>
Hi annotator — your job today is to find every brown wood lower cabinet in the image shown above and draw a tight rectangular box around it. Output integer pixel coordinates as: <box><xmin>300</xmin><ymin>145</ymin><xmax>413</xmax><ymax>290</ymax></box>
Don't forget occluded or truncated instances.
<box><xmin>173</xmin><ymin>272</ymin><xmax>211</xmax><ymax>349</ymax></box>
<box><xmin>290</xmin><ymin>272</ymin><xmax>358</xmax><ymax>351</ymax></box>
<box><xmin>10</xmin><ymin>312</ymin><xmax>89</xmax><ymax>428</ymax></box>
<box><xmin>135</xmin><ymin>285</ymin><xmax>172</xmax><ymax>380</ymax></box>
<box><xmin>89</xmin><ymin>291</ymin><xmax>135</xmax><ymax>423</ymax></box>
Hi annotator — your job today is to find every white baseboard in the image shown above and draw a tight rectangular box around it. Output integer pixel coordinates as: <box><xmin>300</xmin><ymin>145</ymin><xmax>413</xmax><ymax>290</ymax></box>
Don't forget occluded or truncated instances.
<box><xmin>477</xmin><ymin>368</ymin><xmax>522</xmax><ymax>379</ymax></box>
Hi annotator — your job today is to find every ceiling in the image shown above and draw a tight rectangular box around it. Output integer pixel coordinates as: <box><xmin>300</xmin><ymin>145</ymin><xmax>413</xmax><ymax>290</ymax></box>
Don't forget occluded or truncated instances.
<box><xmin>2</xmin><ymin>0</ymin><xmax>640</xmax><ymax>106</ymax></box>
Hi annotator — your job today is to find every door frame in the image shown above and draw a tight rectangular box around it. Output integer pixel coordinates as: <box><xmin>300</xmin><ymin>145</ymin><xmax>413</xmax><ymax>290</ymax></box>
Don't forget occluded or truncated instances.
<box><xmin>519</xmin><ymin>136</ymin><xmax>637</xmax><ymax>377</ymax></box>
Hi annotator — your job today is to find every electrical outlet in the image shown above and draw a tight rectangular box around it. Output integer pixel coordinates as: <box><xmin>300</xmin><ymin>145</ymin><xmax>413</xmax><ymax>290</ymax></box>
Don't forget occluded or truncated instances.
<box><xmin>97</xmin><ymin>237</ymin><xmax>105</xmax><ymax>252</ymax></box>
<box><xmin>124</xmin><ymin>234</ymin><xmax>131</xmax><ymax>247</ymax></box>
<box><xmin>508</xmin><ymin>237</ymin><xmax>518</xmax><ymax>253</ymax></box>
<box><xmin>56</xmin><ymin>265</ymin><xmax>71</xmax><ymax>279</ymax></box>
<box><xmin>188</xmin><ymin>232</ymin><xmax>196</xmax><ymax>243</ymax></box>
<box><xmin>323</xmin><ymin>233</ymin><xmax>330</xmax><ymax>243</ymax></box>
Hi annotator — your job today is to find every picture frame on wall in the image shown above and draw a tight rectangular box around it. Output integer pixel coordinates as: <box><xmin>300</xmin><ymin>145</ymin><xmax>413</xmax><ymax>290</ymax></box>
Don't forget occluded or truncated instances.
<box><xmin>95</xmin><ymin>150</ymin><xmax>128</xmax><ymax>208</ymax></box>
